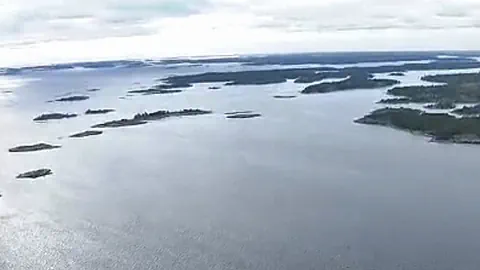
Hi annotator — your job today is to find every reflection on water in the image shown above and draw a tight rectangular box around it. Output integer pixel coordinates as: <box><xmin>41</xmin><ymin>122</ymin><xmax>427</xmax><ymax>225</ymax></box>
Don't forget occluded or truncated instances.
<box><xmin>1</xmin><ymin>64</ymin><xmax>480</xmax><ymax>269</ymax></box>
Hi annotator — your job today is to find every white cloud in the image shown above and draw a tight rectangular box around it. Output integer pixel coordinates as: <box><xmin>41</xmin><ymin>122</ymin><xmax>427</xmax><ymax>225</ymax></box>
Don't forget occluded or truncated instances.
<box><xmin>1</xmin><ymin>0</ymin><xmax>480</xmax><ymax>66</ymax></box>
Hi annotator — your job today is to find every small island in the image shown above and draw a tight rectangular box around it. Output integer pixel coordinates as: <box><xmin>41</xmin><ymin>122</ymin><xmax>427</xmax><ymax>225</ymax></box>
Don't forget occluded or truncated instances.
<box><xmin>133</xmin><ymin>109</ymin><xmax>213</xmax><ymax>121</ymax></box>
<box><xmin>85</xmin><ymin>109</ymin><xmax>115</xmax><ymax>115</ymax></box>
<box><xmin>389</xmin><ymin>72</ymin><xmax>405</xmax><ymax>76</ymax></box>
<box><xmin>87</xmin><ymin>88</ymin><xmax>100</xmax><ymax>92</ymax></box>
<box><xmin>226</xmin><ymin>112</ymin><xmax>262</xmax><ymax>119</ymax></box>
<box><xmin>225</xmin><ymin>111</ymin><xmax>254</xmax><ymax>115</ymax></box>
<box><xmin>273</xmin><ymin>95</ymin><xmax>297</xmax><ymax>99</ymax></box>
<box><xmin>55</xmin><ymin>95</ymin><xmax>90</xmax><ymax>102</ymax></box>
<box><xmin>128</xmin><ymin>82</ymin><xmax>192</xmax><ymax>95</ymax></box>
<box><xmin>209</xmin><ymin>86</ymin><xmax>221</xmax><ymax>90</ymax></box>
<box><xmin>9</xmin><ymin>143</ymin><xmax>61</xmax><ymax>153</ymax></box>
<box><xmin>355</xmin><ymin>107</ymin><xmax>480</xmax><ymax>144</ymax></box>
<box><xmin>92</xmin><ymin>109</ymin><xmax>212</xmax><ymax>128</ymax></box>
<box><xmin>128</xmin><ymin>88</ymin><xmax>183</xmax><ymax>95</ymax></box>
<box><xmin>34</xmin><ymin>113</ymin><xmax>77</xmax><ymax>121</ymax></box>
<box><xmin>17</xmin><ymin>168</ymin><xmax>53</xmax><ymax>179</ymax></box>
<box><xmin>377</xmin><ymin>98</ymin><xmax>412</xmax><ymax>104</ymax></box>
<box><xmin>69</xmin><ymin>130</ymin><xmax>103</xmax><ymax>138</ymax></box>
<box><xmin>92</xmin><ymin>119</ymin><xmax>148</xmax><ymax>128</ymax></box>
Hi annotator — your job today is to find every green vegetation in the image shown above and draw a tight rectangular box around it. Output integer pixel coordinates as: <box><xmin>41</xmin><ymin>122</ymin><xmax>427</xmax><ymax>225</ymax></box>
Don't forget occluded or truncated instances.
<box><xmin>9</xmin><ymin>143</ymin><xmax>60</xmax><ymax>153</ymax></box>
<box><xmin>355</xmin><ymin>107</ymin><xmax>480</xmax><ymax>144</ymax></box>
<box><xmin>17</xmin><ymin>169</ymin><xmax>53</xmax><ymax>179</ymax></box>
<box><xmin>34</xmin><ymin>113</ymin><xmax>77</xmax><ymax>121</ymax></box>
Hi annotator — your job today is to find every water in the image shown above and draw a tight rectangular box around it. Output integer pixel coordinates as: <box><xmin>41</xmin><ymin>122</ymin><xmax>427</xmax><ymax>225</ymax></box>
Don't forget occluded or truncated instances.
<box><xmin>1</xmin><ymin>64</ymin><xmax>480</xmax><ymax>269</ymax></box>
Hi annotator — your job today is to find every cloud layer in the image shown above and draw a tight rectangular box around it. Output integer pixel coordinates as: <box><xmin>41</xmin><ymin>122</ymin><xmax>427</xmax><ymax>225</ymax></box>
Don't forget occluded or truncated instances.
<box><xmin>1</xmin><ymin>0</ymin><xmax>480</xmax><ymax>66</ymax></box>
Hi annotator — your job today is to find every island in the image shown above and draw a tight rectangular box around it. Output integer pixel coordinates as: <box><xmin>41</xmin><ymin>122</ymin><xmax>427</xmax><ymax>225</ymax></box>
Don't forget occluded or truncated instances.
<box><xmin>389</xmin><ymin>72</ymin><xmax>405</xmax><ymax>76</ymax></box>
<box><xmin>225</xmin><ymin>111</ymin><xmax>254</xmax><ymax>115</ymax></box>
<box><xmin>92</xmin><ymin>109</ymin><xmax>212</xmax><ymax>128</ymax></box>
<box><xmin>17</xmin><ymin>168</ymin><xmax>53</xmax><ymax>179</ymax></box>
<box><xmin>55</xmin><ymin>95</ymin><xmax>90</xmax><ymax>102</ymax></box>
<box><xmin>132</xmin><ymin>109</ymin><xmax>213</xmax><ymax>121</ymax></box>
<box><xmin>301</xmin><ymin>73</ymin><xmax>399</xmax><ymax>94</ymax></box>
<box><xmin>354</xmin><ymin>107</ymin><xmax>480</xmax><ymax>144</ymax></box>
<box><xmin>34</xmin><ymin>113</ymin><xmax>78</xmax><ymax>121</ymax></box>
<box><xmin>162</xmin><ymin>68</ymin><xmax>333</xmax><ymax>86</ymax></box>
<box><xmin>69</xmin><ymin>130</ymin><xmax>103</xmax><ymax>138</ymax></box>
<box><xmin>452</xmin><ymin>104</ymin><xmax>480</xmax><ymax>116</ymax></box>
<box><xmin>209</xmin><ymin>86</ymin><xmax>221</xmax><ymax>90</ymax></box>
<box><xmin>226</xmin><ymin>112</ymin><xmax>262</xmax><ymax>119</ymax></box>
<box><xmin>128</xmin><ymin>82</ymin><xmax>192</xmax><ymax>95</ymax></box>
<box><xmin>85</xmin><ymin>109</ymin><xmax>115</xmax><ymax>115</ymax></box>
<box><xmin>387</xmin><ymin>73</ymin><xmax>480</xmax><ymax>103</ymax></box>
<box><xmin>87</xmin><ymin>88</ymin><xmax>100</xmax><ymax>92</ymax></box>
<box><xmin>128</xmin><ymin>89</ymin><xmax>182</xmax><ymax>95</ymax></box>
<box><xmin>377</xmin><ymin>98</ymin><xmax>412</xmax><ymax>104</ymax></box>
<box><xmin>9</xmin><ymin>143</ymin><xmax>61</xmax><ymax>153</ymax></box>
<box><xmin>92</xmin><ymin>119</ymin><xmax>148</xmax><ymax>128</ymax></box>
<box><xmin>424</xmin><ymin>99</ymin><xmax>456</xmax><ymax>109</ymax></box>
<box><xmin>273</xmin><ymin>95</ymin><xmax>297</xmax><ymax>99</ymax></box>
<box><xmin>159</xmin><ymin>58</ymin><xmax>480</xmax><ymax>89</ymax></box>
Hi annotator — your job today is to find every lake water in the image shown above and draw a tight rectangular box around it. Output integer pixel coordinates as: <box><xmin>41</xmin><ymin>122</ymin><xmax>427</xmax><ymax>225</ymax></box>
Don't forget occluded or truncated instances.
<box><xmin>1</xmin><ymin>64</ymin><xmax>480</xmax><ymax>270</ymax></box>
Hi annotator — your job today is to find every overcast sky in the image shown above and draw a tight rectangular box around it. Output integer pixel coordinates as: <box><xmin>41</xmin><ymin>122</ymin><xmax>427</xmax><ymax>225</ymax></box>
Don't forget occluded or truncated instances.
<box><xmin>1</xmin><ymin>0</ymin><xmax>480</xmax><ymax>66</ymax></box>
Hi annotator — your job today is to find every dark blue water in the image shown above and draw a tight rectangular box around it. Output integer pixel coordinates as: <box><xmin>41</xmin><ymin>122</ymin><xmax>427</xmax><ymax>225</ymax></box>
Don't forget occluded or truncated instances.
<box><xmin>1</xmin><ymin>64</ymin><xmax>480</xmax><ymax>269</ymax></box>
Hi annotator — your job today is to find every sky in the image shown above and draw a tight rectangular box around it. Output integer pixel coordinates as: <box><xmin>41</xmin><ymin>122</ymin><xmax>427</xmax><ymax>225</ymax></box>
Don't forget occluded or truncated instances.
<box><xmin>1</xmin><ymin>0</ymin><xmax>480</xmax><ymax>66</ymax></box>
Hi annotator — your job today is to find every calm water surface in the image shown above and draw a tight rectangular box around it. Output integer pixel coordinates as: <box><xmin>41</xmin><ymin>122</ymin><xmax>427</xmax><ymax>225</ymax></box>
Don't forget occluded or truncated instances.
<box><xmin>1</xmin><ymin>65</ymin><xmax>480</xmax><ymax>270</ymax></box>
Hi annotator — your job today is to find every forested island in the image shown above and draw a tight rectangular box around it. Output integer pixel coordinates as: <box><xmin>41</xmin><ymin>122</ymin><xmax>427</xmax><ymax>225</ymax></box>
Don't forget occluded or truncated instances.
<box><xmin>159</xmin><ymin>59</ymin><xmax>480</xmax><ymax>89</ymax></box>
<box><xmin>92</xmin><ymin>109</ymin><xmax>212</xmax><ymax>128</ymax></box>
<box><xmin>55</xmin><ymin>95</ymin><xmax>90</xmax><ymax>102</ymax></box>
<box><xmin>17</xmin><ymin>169</ymin><xmax>53</xmax><ymax>179</ymax></box>
<box><xmin>34</xmin><ymin>113</ymin><xmax>78</xmax><ymax>121</ymax></box>
<box><xmin>9</xmin><ymin>143</ymin><xmax>61</xmax><ymax>153</ymax></box>
<box><xmin>386</xmin><ymin>73</ymin><xmax>480</xmax><ymax>104</ymax></box>
<box><xmin>302</xmin><ymin>73</ymin><xmax>398</xmax><ymax>94</ymax></box>
<box><xmin>70</xmin><ymin>130</ymin><xmax>103</xmax><ymax>138</ymax></box>
<box><xmin>355</xmin><ymin>107</ymin><xmax>480</xmax><ymax>144</ymax></box>
<box><xmin>85</xmin><ymin>109</ymin><xmax>115</xmax><ymax>115</ymax></box>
